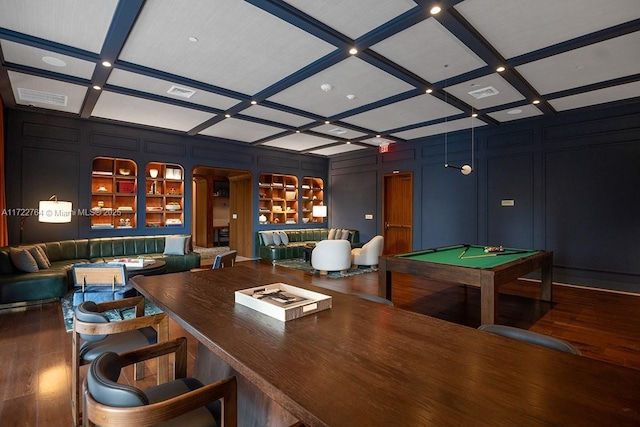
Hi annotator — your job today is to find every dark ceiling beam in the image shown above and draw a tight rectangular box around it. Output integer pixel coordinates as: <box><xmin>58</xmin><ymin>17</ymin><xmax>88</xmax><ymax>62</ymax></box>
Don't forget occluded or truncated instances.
<box><xmin>2</xmin><ymin>62</ymin><xmax>89</xmax><ymax>87</ymax></box>
<box><xmin>80</xmin><ymin>0</ymin><xmax>146</xmax><ymax>118</ymax></box>
<box><xmin>0</xmin><ymin>28</ymin><xmax>98</xmax><ymax>62</ymax></box>
<box><xmin>435</xmin><ymin>7</ymin><xmax>555</xmax><ymax>115</ymax></box>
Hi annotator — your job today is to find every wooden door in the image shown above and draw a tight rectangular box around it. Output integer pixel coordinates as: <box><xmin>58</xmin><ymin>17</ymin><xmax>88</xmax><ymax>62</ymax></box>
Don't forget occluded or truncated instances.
<box><xmin>382</xmin><ymin>172</ymin><xmax>412</xmax><ymax>254</ymax></box>
<box><xmin>229</xmin><ymin>174</ymin><xmax>253</xmax><ymax>258</ymax></box>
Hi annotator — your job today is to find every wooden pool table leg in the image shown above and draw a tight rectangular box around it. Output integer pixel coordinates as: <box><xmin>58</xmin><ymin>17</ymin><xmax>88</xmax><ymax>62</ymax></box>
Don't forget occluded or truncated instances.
<box><xmin>378</xmin><ymin>257</ymin><xmax>392</xmax><ymax>299</ymax></box>
<box><xmin>480</xmin><ymin>280</ymin><xmax>497</xmax><ymax>325</ymax></box>
<box><xmin>541</xmin><ymin>263</ymin><xmax>553</xmax><ymax>302</ymax></box>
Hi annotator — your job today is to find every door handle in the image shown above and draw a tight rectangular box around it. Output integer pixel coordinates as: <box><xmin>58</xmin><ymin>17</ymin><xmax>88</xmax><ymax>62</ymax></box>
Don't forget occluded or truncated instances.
<box><xmin>384</xmin><ymin>222</ymin><xmax>389</xmax><ymax>230</ymax></box>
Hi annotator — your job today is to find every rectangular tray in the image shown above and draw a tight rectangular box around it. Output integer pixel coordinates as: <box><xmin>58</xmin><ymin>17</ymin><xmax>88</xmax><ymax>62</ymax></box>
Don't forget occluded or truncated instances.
<box><xmin>235</xmin><ymin>283</ymin><xmax>332</xmax><ymax>322</ymax></box>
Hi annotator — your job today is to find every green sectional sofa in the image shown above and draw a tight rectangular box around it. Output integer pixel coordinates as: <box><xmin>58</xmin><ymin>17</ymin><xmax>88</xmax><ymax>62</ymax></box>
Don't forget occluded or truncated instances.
<box><xmin>0</xmin><ymin>235</ymin><xmax>199</xmax><ymax>305</ymax></box>
<box><xmin>257</xmin><ymin>228</ymin><xmax>359</xmax><ymax>261</ymax></box>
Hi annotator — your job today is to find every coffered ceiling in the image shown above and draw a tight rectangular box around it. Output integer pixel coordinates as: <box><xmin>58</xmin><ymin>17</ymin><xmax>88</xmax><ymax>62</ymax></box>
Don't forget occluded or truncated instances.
<box><xmin>1</xmin><ymin>0</ymin><xmax>639</xmax><ymax>157</ymax></box>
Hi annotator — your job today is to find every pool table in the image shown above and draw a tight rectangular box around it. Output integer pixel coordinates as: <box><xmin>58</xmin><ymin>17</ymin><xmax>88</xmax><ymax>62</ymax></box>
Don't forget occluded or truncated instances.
<box><xmin>378</xmin><ymin>244</ymin><xmax>553</xmax><ymax>324</ymax></box>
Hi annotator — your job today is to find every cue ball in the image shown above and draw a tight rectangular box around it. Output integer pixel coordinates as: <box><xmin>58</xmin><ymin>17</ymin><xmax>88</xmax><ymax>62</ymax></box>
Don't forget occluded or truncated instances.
<box><xmin>461</xmin><ymin>165</ymin><xmax>472</xmax><ymax>175</ymax></box>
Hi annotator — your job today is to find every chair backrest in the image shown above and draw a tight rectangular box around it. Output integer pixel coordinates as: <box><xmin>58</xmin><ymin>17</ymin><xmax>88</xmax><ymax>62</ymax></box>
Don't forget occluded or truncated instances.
<box><xmin>353</xmin><ymin>293</ymin><xmax>394</xmax><ymax>306</ymax></box>
<box><xmin>75</xmin><ymin>301</ymin><xmax>110</xmax><ymax>341</ymax></box>
<box><xmin>87</xmin><ymin>351</ymin><xmax>149</xmax><ymax>407</ymax></box>
<box><xmin>72</xmin><ymin>263</ymin><xmax>127</xmax><ymax>289</ymax></box>
<box><xmin>212</xmin><ymin>250</ymin><xmax>237</xmax><ymax>269</ymax></box>
<box><xmin>478</xmin><ymin>324</ymin><xmax>581</xmax><ymax>355</ymax></box>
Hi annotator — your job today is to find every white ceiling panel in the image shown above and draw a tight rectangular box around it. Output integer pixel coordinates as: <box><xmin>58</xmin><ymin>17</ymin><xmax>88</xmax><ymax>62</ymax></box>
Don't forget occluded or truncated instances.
<box><xmin>283</xmin><ymin>0</ymin><xmax>417</xmax><ymax>40</ymax></box>
<box><xmin>456</xmin><ymin>0</ymin><xmax>640</xmax><ymax>59</ymax></box>
<box><xmin>92</xmin><ymin>91</ymin><xmax>214</xmax><ymax>132</ymax></box>
<box><xmin>516</xmin><ymin>32</ymin><xmax>640</xmax><ymax>95</ymax></box>
<box><xmin>391</xmin><ymin>117</ymin><xmax>487</xmax><ymax>140</ymax></box>
<box><xmin>106</xmin><ymin>69</ymin><xmax>239</xmax><ymax>111</ymax></box>
<box><xmin>241</xmin><ymin>105</ymin><xmax>314</xmax><ymax>128</ymax></box>
<box><xmin>8</xmin><ymin>71</ymin><xmax>87</xmax><ymax>113</ymax></box>
<box><xmin>261</xmin><ymin>133</ymin><xmax>336</xmax><ymax>151</ymax></box>
<box><xmin>0</xmin><ymin>0</ymin><xmax>118</xmax><ymax>53</ymax></box>
<box><xmin>267</xmin><ymin>57</ymin><xmax>415</xmax><ymax>117</ymax></box>
<box><xmin>343</xmin><ymin>94</ymin><xmax>463</xmax><ymax>132</ymax></box>
<box><xmin>549</xmin><ymin>81</ymin><xmax>640</xmax><ymax>112</ymax></box>
<box><xmin>1</xmin><ymin>41</ymin><xmax>96</xmax><ymax>79</ymax></box>
<box><xmin>487</xmin><ymin>105</ymin><xmax>544</xmax><ymax>122</ymax></box>
<box><xmin>198</xmin><ymin>118</ymin><xmax>284</xmax><ymax>143</ymax></box>
<box><xmin>371</xmin><ymin>18</ymin><xmax>486</xmax><ymax>84</ymax></box>
<box><xmin>310</xmin><ymin>124</ymin><xmax>367</xmax><ymax>140</ymax></box>
<box><xmin>118</xmin><ymin>0</ymin><xmax>335</xmax><ymax>95</ymax></box>
<box><xmin>310</xmin><ymin>144</ymin><xmax>368</xmax><ymax>156</ymax></box>
<box><xmin>444</xmin><ymin>73</ymin><xmax>525</xmax><ymax>110</ymax></box>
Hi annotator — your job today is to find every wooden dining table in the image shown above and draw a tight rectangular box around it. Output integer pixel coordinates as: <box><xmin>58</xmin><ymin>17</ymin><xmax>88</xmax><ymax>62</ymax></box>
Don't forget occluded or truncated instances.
<box><xmin>131</xmin><ymin>264</ymin><xmax>640</xmax><ymax>427</ymax></box>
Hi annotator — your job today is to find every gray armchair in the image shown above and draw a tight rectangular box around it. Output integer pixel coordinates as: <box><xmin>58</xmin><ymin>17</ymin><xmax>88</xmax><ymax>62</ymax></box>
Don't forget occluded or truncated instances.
<box><xmin>83</xmin><ymin>338</ymin><xmax>237</xmax><ymax>426</ymax></box>
<box><xmin>72</xmin><ymin>297</ymin><xmax>169</xmax><ymax>425</ymax></box>
<box><xmin>478</xmin><ymin>324</ymin><xmax>581</xmax><ymax>355</ymax></box>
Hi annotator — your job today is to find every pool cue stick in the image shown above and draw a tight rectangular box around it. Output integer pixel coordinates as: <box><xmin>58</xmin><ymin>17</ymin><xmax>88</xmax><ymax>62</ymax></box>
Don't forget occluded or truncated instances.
<box><xmin>458</xmin><ymin>244</ymin><xmax>471</xmax><ymax>259</ymax></box>
<box><xmin>461</xmin><ymin>250</ymin><xmax>531</xmax><ymax>259</ymax></box>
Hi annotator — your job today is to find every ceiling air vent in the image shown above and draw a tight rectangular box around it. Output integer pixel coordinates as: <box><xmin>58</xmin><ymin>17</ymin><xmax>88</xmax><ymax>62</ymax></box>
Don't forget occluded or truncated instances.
<box><xmin>18</xmin><ymin>87</ymin><xmax>68</xmax><ymax>106</ymax></box>
<box><xmin>167</xmin><ymin>85</ymin><xmax>196</xmax><ymax>98</ymax></box>
<box><xmin>328</xmin><ymin>127</ymin><xmax>348</xmax><ymax>135</ymax></box>
<box><xmin>467</xmin><ymin>86</ymin><xmax>499</xmax><ymax>99</ymax></box>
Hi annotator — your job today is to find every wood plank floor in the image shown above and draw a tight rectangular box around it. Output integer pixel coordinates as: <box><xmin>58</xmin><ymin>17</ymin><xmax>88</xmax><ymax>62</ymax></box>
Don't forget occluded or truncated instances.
<box><xmin>1</xmin><ymin>259</ymin><xmax>639</xmax><ymax>426</ymax></box>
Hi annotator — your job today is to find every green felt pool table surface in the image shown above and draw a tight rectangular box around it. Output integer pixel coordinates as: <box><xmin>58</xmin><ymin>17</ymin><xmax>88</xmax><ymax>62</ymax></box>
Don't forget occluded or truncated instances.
<box><xmin>397</xmin><ymin>244</ymin><xmax>539</xmax><ymax>269</ymax></box>
<box><xmin>379</xmin><ymin>244</ymin><xmax>553</xmax><ymax>324</ymax></box>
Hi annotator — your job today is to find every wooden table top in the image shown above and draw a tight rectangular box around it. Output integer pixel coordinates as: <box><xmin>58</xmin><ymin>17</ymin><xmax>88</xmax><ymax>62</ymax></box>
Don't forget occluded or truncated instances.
<box><xmin>131</xmin><ymin>264</ymin><xmax>640</xmax><ymax>427</ymax></box>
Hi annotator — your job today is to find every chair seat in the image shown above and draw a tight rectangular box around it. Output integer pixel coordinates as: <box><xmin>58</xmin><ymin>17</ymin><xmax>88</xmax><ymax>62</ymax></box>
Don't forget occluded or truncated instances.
<box><xmin>72</xmin><ymin>285</ymin><xmax>135</xmax><ymax>306</ymax></box>
<box><xmin>79</xmin><ymin>327</ymin><xmax>157</xmax><ymax>362</ymax></box>
<box><xmin>146</xmin><ymin>377</ymin><xmax>221</xmax><ymax>427</ymax></box>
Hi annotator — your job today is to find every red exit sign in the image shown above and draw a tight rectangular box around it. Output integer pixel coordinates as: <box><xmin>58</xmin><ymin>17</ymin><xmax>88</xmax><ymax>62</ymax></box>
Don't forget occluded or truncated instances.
<box><xmin>379</xmin><ymin>144</ymin><xmax>390</xmax><ymax>153</ymax></box>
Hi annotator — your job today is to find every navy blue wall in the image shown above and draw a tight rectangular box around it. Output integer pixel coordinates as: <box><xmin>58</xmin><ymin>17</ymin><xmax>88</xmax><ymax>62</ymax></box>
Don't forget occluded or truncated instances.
<box><xmin>327</xmin><ymin>102</ymin><xmax>640</xmax><ymax>292</ymax></box>
<box><xmin>3</xmin><ymin>109</ymin><xmax>328</xmax><ymax>252</ymax></box>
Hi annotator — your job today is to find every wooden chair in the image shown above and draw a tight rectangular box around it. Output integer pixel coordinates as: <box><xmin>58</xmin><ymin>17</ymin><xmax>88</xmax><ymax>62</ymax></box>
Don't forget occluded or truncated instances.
<box><xmin>72</xmin><ymin>296</ymin><xmax>169</xmax><ymax>426</ymax></box>
<box><xmin>212</xmin><ymin>250</ymin><xmax>237</xmax><ymax>269</ymax></box>
<box><xmin>83</xmin><ymin>338</ymin><xmax>237</xmax><ymax>427</ymax></box>
<box><xmin>478</xmin><ymin>324</ymin><xmax>581</xmax><ymax>355</ymax></box>
<box><xmin>71</xmin><ymin>263</ymin><xmax>131</xmax><ymax>306</ymax></box>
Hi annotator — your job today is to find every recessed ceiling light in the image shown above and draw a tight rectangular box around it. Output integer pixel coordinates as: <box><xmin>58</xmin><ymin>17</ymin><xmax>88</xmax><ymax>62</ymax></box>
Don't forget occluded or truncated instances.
<box><xmin>188</xmin><ymin>36</ymin><xmax>198</xmax><ymax>42</ymax></box>
<box><xmin>349</xmin><ymin>47</ymin><xmax>358</xmax><ymax>55</ymax></box>
<box><xmin>250</xmin><ymin>100</ymin><xmax>257</xmax><ymax>105</ymax></box>
<box><xmin>346</xmin><ymin>141</ymin><xmax>351</xmax><ymax>145</ymax></box>
<box><xmin>532</xmin><ymin>100</ymin><xmax>541</xmax><ymax>105</ymax></box>
<box><xmin>507</xmin><ymin>109</ymin><xmax>523</xmax><ymax>115</ymax></box>
<box><xmin>425</xmin><ymin>88</ymin><xmax>433</xmax><ymax>94</ymax></box>
<box><xmin>471</xmin><ymin>112</ymin><xmax>478</xmax><ymax>118</ymax></box>
<box><xmin>42</xmin><ymin>56</ymin><xmax>66</xmax><ymax>67</ymax></box>
<box><xmin>296</xmin><ymin>130</ymin><xmax>300</xmax><ymax>133</ymax></box>
<box><xmin>376</xmin><ymin>134</ymin><xmax>381</xmax><ymax>138</ymax></box>
<box><xmin>225</xmin><ymin>114</ymin><xmax>231</xmax><ymax>118</ymax></box>
<box><xmin>92</xmin><ymin>85</ymin><xmax>102</xmax><ymax>91</ymax></box>
<box><xmin>320</xmin><ymin>83</ymin><xmax>332</xmax><ymax>92</ymax></box>
<box><xmin>324</xmin><ymin>120</ymin><xmax>330</xmax><ymax>124</ymax></box>
<box><xmin>102</xmin><ymin>61</ymin><xmax>112</xmax><ymax>67</ymax></box>
<box><xmin>496</xmin><ymin>66</ymin><xmax>505</xmax><ymax>72</ymax></box>
<box><xmin>430</xmin><ymin>6</ymin><xmax>442</xmax><ymax>14</ymax></box>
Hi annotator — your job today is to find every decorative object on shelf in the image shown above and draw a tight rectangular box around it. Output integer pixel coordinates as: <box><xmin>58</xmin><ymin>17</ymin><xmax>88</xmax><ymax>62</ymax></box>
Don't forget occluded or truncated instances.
<box><xmin>149</xmin><ymin>168</ymin><xmax>158</xmax><ymax>178</ymax></box>
<box><xmin>39</xmin><ymin>194</ymin><xmax>73</xmax><ymax>223</ymax></box>
<box><xmin>259</xmin><ymin>214</ymin><xmax>267</xmax><ymax>224</ymax></box>
<box><xmin>117</xmin><ymin>181</ymin><xmax>135</xmax><ymax>193</ymax></box>
<box><xmin>146</xmin><ymin>162</ymin><xmax>184</xmax><ymax>228</ymax></box>
<box><xmin>118</xmin><ymin>168</ymin><xmax>130</xmax><ymax>175</ymax></box>
<box><xmin>92</xmin><ymin>157</ymin><xmax>137</xmax><ymax>229</ymax></box>
<box><xmin>97</xmin><ymin>186</ymin><xmax>108</xmax><ymax>192</ymax></box>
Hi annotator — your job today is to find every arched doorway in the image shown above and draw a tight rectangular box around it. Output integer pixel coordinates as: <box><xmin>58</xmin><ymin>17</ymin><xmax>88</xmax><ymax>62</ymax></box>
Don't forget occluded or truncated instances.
<box><xmin>191</xmin><ymin>167</ymin><xmax>253</xmax><ymax>258</ymax></box>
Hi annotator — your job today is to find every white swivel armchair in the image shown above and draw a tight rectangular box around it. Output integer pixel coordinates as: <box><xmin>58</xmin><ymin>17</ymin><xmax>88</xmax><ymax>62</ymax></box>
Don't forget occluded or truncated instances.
<box><xmin>311</xmin><ymin>240</ymin><xmax>352</xmax><ymax>275</ymax></box>
<box><xmin>351</xmin><ymin>235</ymin><xmax>384</xmax><ymax>268</ymax></box>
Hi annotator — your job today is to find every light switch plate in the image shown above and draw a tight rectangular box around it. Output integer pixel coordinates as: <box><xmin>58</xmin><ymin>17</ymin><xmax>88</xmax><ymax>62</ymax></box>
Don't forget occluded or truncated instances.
<box><xmin>365</xmin><ymin>214</ymin><xmax>373</xmax><ymax>220</ymax></box>
<box><xmin>501</xmin><ymin>200</ymin><xmax>515</xmax><ymax>207</ymax></box>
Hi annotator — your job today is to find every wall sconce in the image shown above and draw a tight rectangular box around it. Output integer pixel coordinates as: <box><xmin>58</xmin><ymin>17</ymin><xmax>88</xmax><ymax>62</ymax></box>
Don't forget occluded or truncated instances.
<box><xmin>39</xmin><ymin>195</ymin><xmax>73</xmax><ymax>223</ymax></box>
<box><xmin>312</xmin><ymin>205</ymin><xmax>327</xmax><ymax>221</ymax></box>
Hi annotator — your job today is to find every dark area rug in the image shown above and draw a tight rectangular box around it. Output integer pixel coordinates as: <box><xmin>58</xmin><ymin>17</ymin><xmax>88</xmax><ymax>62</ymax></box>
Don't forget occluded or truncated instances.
<box><xmin>60</xmin><ymin>292</ymin><xmax>162</xmax><ymax>332</ymax></box>
<box><xmin>274</xmin><ymin>258</ymin><xmax>376</xmax><ymax>278</ymax></box>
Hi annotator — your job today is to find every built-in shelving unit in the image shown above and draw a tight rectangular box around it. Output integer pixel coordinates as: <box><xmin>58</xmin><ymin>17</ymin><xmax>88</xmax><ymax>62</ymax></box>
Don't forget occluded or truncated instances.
<box><xmin>258</xmin><ymin>173</ymin><xmax>298</xmax><ymax>224</ymax></box>
<box><xmin>91</xmin><ymin>157</ymin><xmax>137</xmax><ymax>230</ymax></box>
<box><xmin>301</xmin><ymin>177</ymin><xmax>324</xmax><ymax>223</ymax></box>
<box><xmin>145</xmin><ymin>162</ymin><xmax>184</xmax><ymax>228</ymax></box>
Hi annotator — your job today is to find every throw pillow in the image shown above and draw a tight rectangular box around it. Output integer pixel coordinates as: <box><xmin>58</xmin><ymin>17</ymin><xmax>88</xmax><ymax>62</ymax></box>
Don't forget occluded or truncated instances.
<box><xmin>183</xmin><ymin>235</ymin><xmax>192</xmax><ymax>253</ymax></box>
<box><xmin>27</xmin><ymin>246</ymin><xmax>50</xmax><ymax>269</ymax></box>
<box><xmin>272</xmin><ymin>232</ymin><xmax>282</xmax><ymax>245</ymax></box>
<box><xmin>279</xmin><ymin>231</ymin><xmax>289</xmax><ymax>245</ymax></box>
<box><xmin>35</xmin><ymin>245</ymin><xmax>51</xmax><ymax>267</ymax></box>
<box><xmin>328</xmin><ymin>228</ymin><xmax>336</xmax><ymax>240</ymax></box>
<box><xmin>333</xmin><ymin>229</ymin><xmax>343</xmax><ymax>239</ymax></box>
<box><xmin>9</xmin><ymin>248</ymin><xmax>39</xmax><ymax>273</ymax></box>
<box><xmin>163</xmin><ymin>236</ymin><xmax>186</xmax><ymax>255</ymax></box>
<box><xmin>341</xmin><ymin>229</ymin><xmax>351</xmax><ymax>240</ymax></box>
<box><xmin>260</xmin><ymin>231</ymin><xmax>274</xmax><ymax>246</ymax></box>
